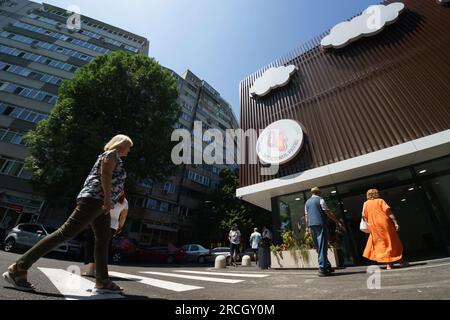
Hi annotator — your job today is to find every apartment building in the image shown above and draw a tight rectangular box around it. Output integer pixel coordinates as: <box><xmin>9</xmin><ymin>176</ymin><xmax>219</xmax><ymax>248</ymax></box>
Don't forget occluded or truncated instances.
<box><xmin>0</xmin><ymin>0</ymin><xmax>149</xmax><ymax>234</ymax></box>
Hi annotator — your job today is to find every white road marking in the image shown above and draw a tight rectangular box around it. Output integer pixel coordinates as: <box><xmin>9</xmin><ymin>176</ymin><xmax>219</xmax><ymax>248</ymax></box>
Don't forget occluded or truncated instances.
<box><xmin>38</xmin><ymin>268</ymin><xmax>124</xmax><ymax>300</ymax></box>
<box><xmin>140</xmin><ymin>271</ymin><xmax>243</xmax><ymax>283</ymax></box>
<box><xmin>176</xmin><ymin>270</ymin><xmax>270</xmax><ymax>278</ymax></box>
<box><xmin>381</xmin><ymin>262</ymin><xmax>450</xmax><ymax>273</ymax></box>
<box><xmin>109</xmin><ymin>271</ymin><xmax>202</xmax><ymax>292</ymax></box>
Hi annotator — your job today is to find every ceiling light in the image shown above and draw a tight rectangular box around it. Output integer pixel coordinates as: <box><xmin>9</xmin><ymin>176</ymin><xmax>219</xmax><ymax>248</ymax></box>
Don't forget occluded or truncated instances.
<box><xmin>419</xmin><ymin>170</ymin><xmax>427</xmax><ymax>174</ymax></box>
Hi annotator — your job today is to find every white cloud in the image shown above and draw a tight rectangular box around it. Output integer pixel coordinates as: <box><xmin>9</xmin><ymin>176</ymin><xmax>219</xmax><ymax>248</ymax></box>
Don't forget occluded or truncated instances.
<box><xmin>321</xmin><ymin>2</ymin><xmax>406</xmax><ymax>49</ymax></box>
<box><xmin>250</xmin><ymin>65</ymin><xmax>297</xmax><ymax>97</ymax></box>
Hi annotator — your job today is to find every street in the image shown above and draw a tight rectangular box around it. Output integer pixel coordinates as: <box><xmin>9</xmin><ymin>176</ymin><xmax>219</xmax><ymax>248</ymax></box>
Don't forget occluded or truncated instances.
<box><xmin>1</xmin><ymin>251</ymin><xmax>450</xmax><ymax>300</ymax></box>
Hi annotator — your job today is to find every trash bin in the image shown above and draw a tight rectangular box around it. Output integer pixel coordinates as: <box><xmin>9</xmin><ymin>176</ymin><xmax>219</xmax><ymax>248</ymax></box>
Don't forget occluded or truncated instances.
<box><xmin>257</xmin><ymin>239</ymin><xmax>271</xmax><ymax>269</ymax></box>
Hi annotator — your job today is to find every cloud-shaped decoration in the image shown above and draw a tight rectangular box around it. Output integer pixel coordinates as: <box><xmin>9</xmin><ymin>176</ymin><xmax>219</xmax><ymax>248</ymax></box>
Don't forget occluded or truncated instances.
<box><xmin>250</xmin><ymin>65</ymin><xmax>297</xmax><ymax>98</ymax></box>
<box><xmin>321</xmin><ymin>2</ymin><xmax>405</xmax><ymax>49</ymax></box>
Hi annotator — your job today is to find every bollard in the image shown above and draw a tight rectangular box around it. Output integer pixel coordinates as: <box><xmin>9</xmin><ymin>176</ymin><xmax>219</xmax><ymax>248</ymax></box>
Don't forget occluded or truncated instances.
<box><xmin>215</xmin><ymin>255</ymin><xmax>227</xmax><ymax>269</ymax></box>
<box><xmin>241</xmin><ymin>255</ymin><xmax>251</xmax><ymax>267</ymax></box>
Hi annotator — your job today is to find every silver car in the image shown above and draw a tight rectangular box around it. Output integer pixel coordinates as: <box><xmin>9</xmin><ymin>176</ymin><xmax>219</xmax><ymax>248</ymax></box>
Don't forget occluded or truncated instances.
<box><xmin>3</xmin><ymin>223</ymin><xmax>82</xmax><ymax>257</ymax></box>
<box><xmin>181</xmin><ymin>244</ymin><xmax>211</xmax><ymax>263</ymax></box>
<box><xmin>210</xmin><ymin>246</ymin><xmax>232</xmax><ymax>264</ymax></box>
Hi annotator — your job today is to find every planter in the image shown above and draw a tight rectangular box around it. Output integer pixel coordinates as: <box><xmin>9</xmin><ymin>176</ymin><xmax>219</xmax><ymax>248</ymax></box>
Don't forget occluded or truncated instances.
<box><xmin>270</xmin><ymin>248</ymin><xmax>339</xmax><ymax>269</ymax></box>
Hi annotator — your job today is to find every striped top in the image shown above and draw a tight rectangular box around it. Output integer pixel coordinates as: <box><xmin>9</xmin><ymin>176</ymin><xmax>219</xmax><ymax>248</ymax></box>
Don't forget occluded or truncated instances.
<box><xmin>77</xmin><ymin>150</ymin><xmax>127</xmax><ymax>207</ymax></box>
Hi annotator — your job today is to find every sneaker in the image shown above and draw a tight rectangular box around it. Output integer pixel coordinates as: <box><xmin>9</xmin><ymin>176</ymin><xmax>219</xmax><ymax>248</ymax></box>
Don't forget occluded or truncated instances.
<box><xmin>327</xmin><ymin>267</ymin><xmax>335</xmax><ymax>273</ymax></box>
<box><xmin>318</xmin><ymin>270</ymin><xmax>332</xmax><ymax>277</ymax></box>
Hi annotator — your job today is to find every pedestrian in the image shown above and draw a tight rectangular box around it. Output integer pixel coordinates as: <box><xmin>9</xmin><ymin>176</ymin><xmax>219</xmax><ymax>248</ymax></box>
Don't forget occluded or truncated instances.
<box><xmin>362</xmin><ymin>189</ymin><xmax>407</xmax><ymax>270</ymax></box>
<box><xmin>228</xmin><ymin>223</ymin><xmax>241</xmax><ymax>267</ymax></box>
<box><xmin>261</xmin><ymin>226</ymin><xmax>272</xmax><ymax>244</ymax></box>
<box><xmin>305</xmin><ymin>187</ymin><xmax>345</xmax><ymax>277</ymax></box>
<box><xmin>249</xmin><ymin>227</ymin><xmax>262</xmax><ymax>264</ymax></box>
<box><xmin>2</xmin><ymin>134</ymin><xmax>133</xmax><ymax>293</ymax></box>
<box><xmin>82</xmin><ymin>191</ymin><xmax>129</xmax><ymax>277</ymax></box>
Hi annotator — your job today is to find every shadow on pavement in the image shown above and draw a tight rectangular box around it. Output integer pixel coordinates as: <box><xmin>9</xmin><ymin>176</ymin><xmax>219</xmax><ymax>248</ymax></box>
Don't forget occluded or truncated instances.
<box><xmin>330</xmin><ymin>271</ymin><xmax>368</xmax><ymax>276</ymax></box>
<box><xmin>3</xmin><ymin>286</ymin><xmax>161</xmax><ymax>300</ymax></box>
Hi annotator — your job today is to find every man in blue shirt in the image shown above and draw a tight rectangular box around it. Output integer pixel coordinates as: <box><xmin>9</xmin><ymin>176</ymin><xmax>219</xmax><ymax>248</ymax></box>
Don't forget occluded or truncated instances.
<box><xmin>249</xmin><ymin>228</ymin><xmax>262</xmax><ymax>264</ymax></box>
<box><xmin>305</xmin><ymin>187</ymin><xmax>345</xmax><ymax>277</ymax></box>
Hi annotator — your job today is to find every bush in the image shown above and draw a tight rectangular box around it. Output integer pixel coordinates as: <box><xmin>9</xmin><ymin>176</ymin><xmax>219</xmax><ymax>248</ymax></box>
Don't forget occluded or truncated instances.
<box><xmin>271</xmin><ymin>230</ymin><xmax>315</xmax><ymax>253</ymax></box>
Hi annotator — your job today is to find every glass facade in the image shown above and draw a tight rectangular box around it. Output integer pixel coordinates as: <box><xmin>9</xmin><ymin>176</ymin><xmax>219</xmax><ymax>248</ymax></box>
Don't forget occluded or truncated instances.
<box><xmin>272</xmin><ymin>156</ymin><xmax>450</xmax><ymax>266</ymax></box>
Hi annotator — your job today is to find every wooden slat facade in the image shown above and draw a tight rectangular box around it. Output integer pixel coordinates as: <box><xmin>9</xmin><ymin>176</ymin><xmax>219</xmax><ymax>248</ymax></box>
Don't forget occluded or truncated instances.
<box><xmin>239</xmin><ymin>0</ymin><xmax>450</xmax><ymax>188</ymax></box>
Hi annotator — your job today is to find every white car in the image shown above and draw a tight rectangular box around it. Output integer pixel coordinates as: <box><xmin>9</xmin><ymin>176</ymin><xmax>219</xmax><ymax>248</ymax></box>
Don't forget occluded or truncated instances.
<box><xmin>181</xmin><ymin>244</ymin><xmax>212</xmax><ymax>263</ymax></box>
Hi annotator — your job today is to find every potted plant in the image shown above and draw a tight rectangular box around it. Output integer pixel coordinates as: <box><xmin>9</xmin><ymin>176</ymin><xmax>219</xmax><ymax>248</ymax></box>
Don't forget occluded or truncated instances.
<box><xmin>270</xmin><ymin>230</ymin><xmax>339</xmax><ymax>269</ymax></box>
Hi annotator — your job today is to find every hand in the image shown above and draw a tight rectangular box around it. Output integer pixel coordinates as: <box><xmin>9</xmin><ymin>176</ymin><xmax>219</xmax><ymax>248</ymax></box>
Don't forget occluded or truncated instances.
<box><xmin>102</xmin><ymin>200</ymin><xmax>111</xmax><ymax>213</ymax></box>
<box><xmin>306</xmin><ymin>227</ymin><xmax>311</xmax><ymax>236</ymax></box>
<box><xmin>114</xmin><ymin>227</ymin><xmax>123</xmax><ymax>237</ymax></box>
<box><xmin>394</xmin><ymin>222</ymin><xmax>400</xmax><ymax>232</ymax></box>
<box><xmin>338</xmin><ymin>221</ymin><xmax>346</xmax><ymax>232</ymax></box>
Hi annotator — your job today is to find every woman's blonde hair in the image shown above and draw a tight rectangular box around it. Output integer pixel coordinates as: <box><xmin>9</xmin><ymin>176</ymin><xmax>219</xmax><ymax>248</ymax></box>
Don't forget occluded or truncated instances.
<box><xmin>367</xmin><ymin>189</ymin><xmax>380</xmax><ymax>200</ymax></box>
<box><xmin>104</xmin><ymin>134</ymin><xmax>133</xmax><ymax>151</ymax></box>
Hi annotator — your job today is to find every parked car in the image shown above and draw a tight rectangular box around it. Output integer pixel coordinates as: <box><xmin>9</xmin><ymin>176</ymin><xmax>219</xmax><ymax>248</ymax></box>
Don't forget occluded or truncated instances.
<box><xmin>3</xmin><ymin>224</ymin><xmax>82</xmax><ymax>258</ymax></box>
<box><xmin>181</xmin><ymin>244</ymin><xmax>211</xmax><ymax>263</ymax></box>
<box><xmin>209</xmin><ymin>247</ymin><xmax>256</xmax><ymax>264</ymax></box>
<box><xmin>110</xmin><ymin>237</ymin><xmax>185</xmax><ymax>264</ymax></box>
<box><xmin>210</xmin><ymin>246</ymin><xmax>232</xmax><ymax>264</ymax></box>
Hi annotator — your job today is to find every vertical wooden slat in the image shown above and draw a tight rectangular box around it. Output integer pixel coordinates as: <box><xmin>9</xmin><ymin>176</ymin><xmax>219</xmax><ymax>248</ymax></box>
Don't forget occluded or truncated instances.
<box><xmin>240</xmin><ymin>0</ymin><xmax>450</xmax><ymax>187</ymax></box>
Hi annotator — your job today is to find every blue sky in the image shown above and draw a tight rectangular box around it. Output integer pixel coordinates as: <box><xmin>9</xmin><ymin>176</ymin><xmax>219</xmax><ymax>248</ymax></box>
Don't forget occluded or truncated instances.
<box><xmin>35</xmin><ymin>0</ymin><xmax>380</xmax><ymax>120</ymax></box>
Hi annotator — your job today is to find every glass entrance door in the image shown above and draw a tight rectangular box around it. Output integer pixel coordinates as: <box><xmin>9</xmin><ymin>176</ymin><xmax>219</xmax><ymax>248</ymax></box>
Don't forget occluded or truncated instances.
<box><xmin>339</xmin><ymin>168</ymin><xmax>447</xmax><ymax>262</ymax></box>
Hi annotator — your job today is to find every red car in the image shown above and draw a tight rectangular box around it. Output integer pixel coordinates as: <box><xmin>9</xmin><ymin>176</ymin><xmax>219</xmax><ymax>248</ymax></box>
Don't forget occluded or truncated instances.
<box><xmin>110</xmin><ymin>237</ymin><xmax>185</xmax><ymax>264</ymax></box>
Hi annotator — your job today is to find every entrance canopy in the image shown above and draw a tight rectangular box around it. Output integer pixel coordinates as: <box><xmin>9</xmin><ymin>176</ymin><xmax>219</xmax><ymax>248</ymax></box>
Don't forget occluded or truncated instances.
<box><xmin>237</xmin><ymin>130</ymin><xmax>450</xmax><ymax>211</ymax></box>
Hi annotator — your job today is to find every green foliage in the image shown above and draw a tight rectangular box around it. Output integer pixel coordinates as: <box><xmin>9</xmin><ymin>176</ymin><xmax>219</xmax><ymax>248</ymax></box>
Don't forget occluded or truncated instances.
<box><xmin>24</xmin><ymin>51</ymin><xmax>180</xmax><ymax>199</ymax></box>
<box><xmin>193</xmin><ymin>167</ymin><xmax>272</xmax><ymax>245</ymax></box>
<box><xmin>272</xmin><ymin>230</ymin><xmax>314</xmax><ymax>253</ymax></box>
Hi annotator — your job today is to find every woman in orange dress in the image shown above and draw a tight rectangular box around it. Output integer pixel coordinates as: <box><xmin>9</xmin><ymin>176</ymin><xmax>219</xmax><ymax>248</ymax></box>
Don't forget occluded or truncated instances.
<box><xmin>362</xmin><ymin>189</ymin><xmax>407</xmax><ymax>270</ymax></box>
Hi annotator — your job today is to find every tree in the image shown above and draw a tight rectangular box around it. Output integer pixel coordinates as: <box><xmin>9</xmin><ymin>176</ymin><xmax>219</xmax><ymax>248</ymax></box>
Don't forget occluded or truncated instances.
<box><xmin>24</xmin><ymin>51</ymin><xmax>180</xmax><ymax>200</ymax></box>
<box><xmin>194</xmin><ymin>167</ymin><xmax>272</xmax><ymax>246</ymax></box>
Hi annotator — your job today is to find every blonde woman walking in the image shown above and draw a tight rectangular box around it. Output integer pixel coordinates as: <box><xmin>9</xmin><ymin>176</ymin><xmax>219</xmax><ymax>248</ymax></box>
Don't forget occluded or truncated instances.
<box><xmin>362</xmin><ymin>189</ymin><xmax>407</xmax><ymax>270</ymax></box>
<box><xmin>3</xmin><ymin>135</ymin><xmax>133</xmax><ymax>293</ymax></box>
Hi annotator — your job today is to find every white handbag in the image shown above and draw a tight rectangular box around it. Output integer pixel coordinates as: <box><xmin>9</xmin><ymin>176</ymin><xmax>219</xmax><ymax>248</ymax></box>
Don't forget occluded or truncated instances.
<box><xmin>360</xmin><ymin>203</ymin><xmax>370</xmax><ymax>233</ymax></box>
<box><xmin>360</xmin><ymin>218</ymin><xmax>370</xmax><ymax>234</ymax></box>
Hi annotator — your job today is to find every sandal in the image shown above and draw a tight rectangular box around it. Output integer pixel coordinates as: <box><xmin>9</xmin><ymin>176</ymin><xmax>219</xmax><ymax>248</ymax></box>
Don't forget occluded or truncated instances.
<box><xmin>2</xmin><ymin>264</ymin><xmax>35</xmax><ymax>292</ymax></box>
<box><xmin>93</xmin><ymin>280</ymin><xmax>124</xmax><ymax>294</ymax></box>
<box><xmin>81</xmin><ymin>272</ymin><xmax>96</xmax><ymax>278</ymax></box>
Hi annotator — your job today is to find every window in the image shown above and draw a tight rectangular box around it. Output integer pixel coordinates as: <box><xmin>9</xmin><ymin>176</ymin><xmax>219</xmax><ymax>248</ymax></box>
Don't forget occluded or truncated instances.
<box><xmin>182</xmin><ymin>101</ymin><xmax>194</xmax><ymax>113</ymax></box>
<box><xmin>0</xmin><ymin>128</ymin><xmax>24</xmax><ymax>145</ymax></box>
<box><xmin>18</xmin><ymin>224</ymin><xmax>34</xmax><ymax>232</ymax></box>
<box><xmin>0</xmin><ymin>103</ymin><xmax>48</xmax><ymax>124</ymax></box>
<box><xmin>0</xmin><ymin>60</ymin><xmax>64</xmax><ymax>86</ymax></box>
<box><xmin>147</xmin><ymin>198</ymin><xmax>157</xmax><ymax>210</ymax></box>
<box><xmin>187</xmin><ymin>170</ymin><xmax>210</xmax><ymax>187</ymax></box>
<box><xmin>161</xmin><ymin>182</ymin><xmax>176</xmax><ymax>194</ymax></box>
<box><xmin>160</xmin><ymin>202</ymin><xmax>170</xmax><ymax>212</ymax></box>
<box><xmin>181</xmin><ymin>112</ymin><xmax>193</xmax><ymax>122</ymax></box>
<box><xmin>212</xmin><ymin>166</ymin><xmax>221</xmax><ymax>175</ymax></box>
<box><xmin>0</xmin><ymin>82</ymin><xmax>57</xmax><ymax>105</ymax></box>
<box><xmin>0</xmin><ymin>32</ymin><xmax>94</xmax><ymax>63</ymax></box>
<box><xmin>0</xmin><ymin>156</ymin><xmax>26</xmax><ymax>178</ymax></box>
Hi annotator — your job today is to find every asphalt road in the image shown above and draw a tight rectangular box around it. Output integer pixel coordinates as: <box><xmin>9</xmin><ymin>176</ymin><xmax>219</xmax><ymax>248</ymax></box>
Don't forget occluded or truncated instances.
<box><xmin>1</xmin><ymin>250</ymin><xmax>450</xmax><ymax>301</ymax></box>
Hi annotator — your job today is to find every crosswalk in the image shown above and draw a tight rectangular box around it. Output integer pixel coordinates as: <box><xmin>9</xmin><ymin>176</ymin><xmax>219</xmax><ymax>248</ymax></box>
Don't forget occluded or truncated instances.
<box><xmin>37</xmin><ymin>268</ymin><xmax>270</xmax><ymax>300</ymax></box>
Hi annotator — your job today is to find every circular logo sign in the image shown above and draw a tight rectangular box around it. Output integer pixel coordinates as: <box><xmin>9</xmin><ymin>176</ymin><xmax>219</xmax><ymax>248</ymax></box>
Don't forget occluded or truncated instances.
<box><xmin>256</xmin><ymin>120</ymin><xmax>304</xmax><ymax>165</ymax></box>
